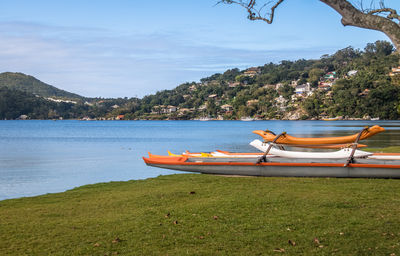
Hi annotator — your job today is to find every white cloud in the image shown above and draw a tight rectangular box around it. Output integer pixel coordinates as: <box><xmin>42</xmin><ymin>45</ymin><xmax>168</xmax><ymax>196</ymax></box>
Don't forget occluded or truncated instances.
<box><xmin>0</xmin><ymin>21</ymin><xmax>336</xmax><ymax>98</ymax></box>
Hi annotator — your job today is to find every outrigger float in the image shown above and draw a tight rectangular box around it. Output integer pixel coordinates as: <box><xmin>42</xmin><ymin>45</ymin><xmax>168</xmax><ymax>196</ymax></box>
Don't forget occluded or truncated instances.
<box><xmin>143</xmin><ymin>125</ymin><xmax>400</xmax><ymax>178</ymax></box>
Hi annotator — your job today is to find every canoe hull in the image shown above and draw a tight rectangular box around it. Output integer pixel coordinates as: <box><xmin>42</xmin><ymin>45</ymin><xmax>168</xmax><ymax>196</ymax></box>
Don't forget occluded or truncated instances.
<box><xmin>144</xmin><ymin>158</ymin><xmax>400</xmax><ymax>178</ymax></box>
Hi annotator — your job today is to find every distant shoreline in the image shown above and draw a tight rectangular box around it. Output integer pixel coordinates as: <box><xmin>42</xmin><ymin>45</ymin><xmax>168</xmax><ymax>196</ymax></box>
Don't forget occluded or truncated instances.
<box><xmin>0</xmin><ymin>118</ymin><xmax>386</xmax><ymax>121</ymax></box>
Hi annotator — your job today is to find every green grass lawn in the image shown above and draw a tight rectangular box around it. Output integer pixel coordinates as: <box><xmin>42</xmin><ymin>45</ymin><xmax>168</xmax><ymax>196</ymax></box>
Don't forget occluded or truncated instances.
<box><xmin>364</xmin><ymin>146</ymin><xmax>400</xmax><ymax>153</ymax></box>
<box><xmin>1</xmin><ymin>174</ymin><xmax>400</xmax><ymax>255</ymax></box>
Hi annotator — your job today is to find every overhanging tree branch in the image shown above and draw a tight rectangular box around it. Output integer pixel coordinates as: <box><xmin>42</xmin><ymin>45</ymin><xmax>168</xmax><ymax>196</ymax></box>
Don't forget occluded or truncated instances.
<box><xmin>219</xmin><ymin>0</ymin><xmax>400</xmax><ymax>53</ymax></box>
<box><xmin>320</xmin><ymin>0</ymin><xmax>400</xmax><ymax>52</ymax></box>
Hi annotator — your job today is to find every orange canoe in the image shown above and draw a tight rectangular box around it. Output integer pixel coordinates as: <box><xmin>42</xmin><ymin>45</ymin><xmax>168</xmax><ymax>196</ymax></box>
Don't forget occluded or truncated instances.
<box><xmin>253</xmin><ymin>125</ymin><xmax>384</xmax><ymax>146</ymax></box>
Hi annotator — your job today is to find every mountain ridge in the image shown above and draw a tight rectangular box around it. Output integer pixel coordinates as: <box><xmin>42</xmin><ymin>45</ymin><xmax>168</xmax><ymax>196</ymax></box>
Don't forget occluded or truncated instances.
<box><xmin>0</xmin><ymin>72</ymin><xmax>84</xmax><ymax>99</ymax></box>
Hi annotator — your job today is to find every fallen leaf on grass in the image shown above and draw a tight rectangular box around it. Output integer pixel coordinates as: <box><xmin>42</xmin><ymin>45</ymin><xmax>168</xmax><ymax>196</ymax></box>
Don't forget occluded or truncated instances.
<box><xmin>112</xmin><ymin>237</ymin><xmax>121</xmax><ymax>244</ymax></box>
<box><xmin>173</xmin><ymin>220</ymin><xmax>178</xmax><ymax>225</ymax></box>
<box><xmin>273</xmin><ymin>248</ymin><xmax>285</xmax><ymax>253</ymax></box>
<box><xmin>165</xmin><ymin>213</ymin><xmax>170</xmax><ymax>218</ymax></box>
<box><xmin>288</xmin><ymin>240</ymin><xmax>296</xmax><ymax>246</ymax></box>
<box><xmin>190</xmin><ymin>191</ymin><xmax>196</xmax><ymax>194</ymax></box>
<box><xmin>313</xmin><ymin>237</ymin><xmax>320</xmax><ymax>245</ymax></box>
<box><xmin>213</xmin><ymin>216</ymin><xmax>219</xmax><ymax>220</ymax></box>
<box><xmin>93</xmin><ymin>243</ymin><xmax>100</xmax><ymax>247</ymax></box>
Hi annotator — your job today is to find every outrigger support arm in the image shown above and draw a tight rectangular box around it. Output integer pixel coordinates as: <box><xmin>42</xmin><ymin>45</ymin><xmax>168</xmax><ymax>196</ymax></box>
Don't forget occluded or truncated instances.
<box><xmin>263</xmin><ymin>130</ymin><xmax>285</xmax><ymax>150</ymax></box>
<box><xmin>257</xmin><ymin>132</ymin><xmax>286</xmax><ymax>163</ymax></box>
<box><xmin>344</xmin><ymin>126</ymin><xmax>370</xmax><ymax>167</ymax></box>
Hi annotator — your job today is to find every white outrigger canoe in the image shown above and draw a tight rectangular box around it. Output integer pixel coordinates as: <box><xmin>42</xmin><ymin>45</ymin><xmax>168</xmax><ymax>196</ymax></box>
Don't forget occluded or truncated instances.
<box><xmin>143</xmin><ymin>125</ymin><xmax>400</xmax><ymax>178</ymax></box>
<box><xmin>249</xmin><ymin>139</ymin><xmax>373</xmax><ymax>159</ymax></box>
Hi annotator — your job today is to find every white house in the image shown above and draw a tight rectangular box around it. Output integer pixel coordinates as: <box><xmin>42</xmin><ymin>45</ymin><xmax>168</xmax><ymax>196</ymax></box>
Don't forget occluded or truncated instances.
<box><xmin>347</xmin><ymin>70</ymin><xmax>358</xmax><ymax>77</ymax></box>
<box><xmin>166</xmin><ymin>106</ymin><xmax>177</xmax><ymax>113</ymax></box>
<box><xmin>295</xmin><ymin>83</ymin><xmax>312</xmax><ymax>96</ymax></box>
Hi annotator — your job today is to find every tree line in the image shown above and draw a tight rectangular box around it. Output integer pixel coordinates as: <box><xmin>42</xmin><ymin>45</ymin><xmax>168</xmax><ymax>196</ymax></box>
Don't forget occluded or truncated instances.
<box><xmin>1</xmin><ymin>41</ymin><xmax>399</xmax><ymax>120</ymax></box>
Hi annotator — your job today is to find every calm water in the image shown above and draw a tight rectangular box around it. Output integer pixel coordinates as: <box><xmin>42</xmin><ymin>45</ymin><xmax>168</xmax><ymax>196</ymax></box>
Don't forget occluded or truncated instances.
<box><xmin>1</xmin><ymin>120</ymin><xmax>400</xmax><ymax>200</ymax></box>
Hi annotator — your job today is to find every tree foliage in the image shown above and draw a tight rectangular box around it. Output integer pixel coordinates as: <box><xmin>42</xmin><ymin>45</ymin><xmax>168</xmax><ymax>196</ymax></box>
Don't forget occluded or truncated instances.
<box><xmin>1</xmin><ymin>41</ymin><xmax>400</xmax><ymax>120</ymax></box>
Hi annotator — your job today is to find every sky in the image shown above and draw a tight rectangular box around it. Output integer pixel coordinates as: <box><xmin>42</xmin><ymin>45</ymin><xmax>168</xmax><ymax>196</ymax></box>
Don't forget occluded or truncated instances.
<box><xmin>0</xmin><ymin>0</ymin><xmax>399</xmax><ymax>98</ymax></box>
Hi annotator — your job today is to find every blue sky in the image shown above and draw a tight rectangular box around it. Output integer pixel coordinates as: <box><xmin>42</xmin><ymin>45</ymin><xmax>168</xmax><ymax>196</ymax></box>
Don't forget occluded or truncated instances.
<box><xmin>0</xmin><ymin>0</ymin><xmax>399</xmax><ymax>98</ymax></box>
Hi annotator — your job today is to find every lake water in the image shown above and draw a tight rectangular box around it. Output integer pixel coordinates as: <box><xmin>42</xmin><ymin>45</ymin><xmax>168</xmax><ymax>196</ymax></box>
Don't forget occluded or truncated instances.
<box><xmin>1</xmin><ymin>120</ymin><xmax>400</xmax><ymax>200</ymax></box>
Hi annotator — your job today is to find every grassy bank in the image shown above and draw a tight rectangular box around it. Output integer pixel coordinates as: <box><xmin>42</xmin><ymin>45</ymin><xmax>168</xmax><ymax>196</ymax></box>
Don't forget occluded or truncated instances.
<box><xmin>1</xmin><ymin>174</ymin><xmax>400</xmax><ymax>255</ymax></box>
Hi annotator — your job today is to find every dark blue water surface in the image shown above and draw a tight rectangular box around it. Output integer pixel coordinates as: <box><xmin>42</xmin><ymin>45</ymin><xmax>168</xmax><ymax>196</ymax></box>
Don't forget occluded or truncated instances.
<box><xmin>1</xmin><ymin>120</ymin><xmax>400</xmax><ymax>200</ymax></box>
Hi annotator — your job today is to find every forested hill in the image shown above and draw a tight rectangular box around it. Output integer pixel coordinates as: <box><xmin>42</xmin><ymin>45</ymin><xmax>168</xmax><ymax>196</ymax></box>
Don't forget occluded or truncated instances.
<box><xmin>136</xmin><ymin>40</ymin><xmax>400</xmax><ymax>120</ymax></box>
<box><xmin>1</xmin><ymin>40</ymin><xmax>400</xmax><ymax>120</ymax></box>
<box><xmin>0</xmin><ymin>72</ymin><xmax>83</xmax><ymax>99</ymax></box>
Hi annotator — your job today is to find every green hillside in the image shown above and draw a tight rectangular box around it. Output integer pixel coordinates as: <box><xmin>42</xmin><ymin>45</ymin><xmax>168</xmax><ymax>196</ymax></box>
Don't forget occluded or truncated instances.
<box><xmin>135</xmin><ymin>40</ymin><xmax>400</xmax><ymax>120</ymax></box>
<box><xmin>1</xmin><ymin>40</ymin><xmax>400</xmax><ymax>120</ymax></box>
<box><xmin>0</xmin><ymin>72</ymin><xmax>83</xmax><ymax>99</ymax></box>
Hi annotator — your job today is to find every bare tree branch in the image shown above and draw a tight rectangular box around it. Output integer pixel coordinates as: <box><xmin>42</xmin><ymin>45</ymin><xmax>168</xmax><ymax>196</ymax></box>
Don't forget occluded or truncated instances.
<box><xmin>368</xmin><ymin>8</ymin><xmax>400</xmax><ymax>22</ymax></box>
<box><xmin>219</xmin><ymin>0</ymin><xmax>284</xmax><ymax>24</ymax></box>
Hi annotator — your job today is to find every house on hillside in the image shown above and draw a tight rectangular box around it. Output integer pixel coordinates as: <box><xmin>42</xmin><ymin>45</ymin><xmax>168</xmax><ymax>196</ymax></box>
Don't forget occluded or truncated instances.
<box><xmin>295</xmin><ymin>83</ymin><xmax>312</xmax><ymax>96</ymax></box>
<box><xmin>178</xmin><ymin>108</ymin><xmax>191</xmax><ymax>115</ymax></box>
<box><xmin>275</xmin><ymin>95</ymin><xmax>288</xmax><ymax>111</ymax></box>
<box><xmin>151</xmin><ymin>105</ymin><xmax>165</xmax><ymax>114</ymax></box>
<box><xmin>243</xmin><ymin>67</ymin><xmax>261</xmax><ymax>77</ymax></box>
<box><xmin>246</xmin><ymin>99</ymin><xmax>259</xmax><ymax>106</ymax></box>
<box><xmin>318</xmin><ymin>81</ymin><xmax>333</xmax><ymax>90</ymax></box>
<box><xmin>166</xmin><ymin>106</ymin><xmax>177</xmax><ymax>113</ymax></box>
<box><xmin>347</xmin><ymin>70</ymin><xmax>358</xmax><ymax>77</ymax></box>
<box><xmin>198</xmin><ymin>104</ymin><xmax>207</xmax><ymax>111</ymax></box>
<box><xmin>263</xmin><ymin>84</ymin><xmax>276</xmax><ymax>90</ymax></box>
<box><xmin>220</xmin><ymin>104</ymin><xmax>233</xmax><ymax>112</ymax></box>
<box><xmin>46</xmin><ymin>98</ymin><xmax>77</xmax><ymax>104</ymax></box>
<box><xmin>151</xmin><ymin>105</ymin><xmax>177</xmax><ymax>114</ymax></box>
<box><xmin>389</xmin><ymin>66</ymin><xmax>400</xmax><ymax>76</ymax></box>
<box><xmin>229</xmin><ymin>82</ymin><xmax>240</xmax><ymax>88</ymax></box>
<box><xmin>324</xmin><ymin>71</ymin><xmax>337</xmax><ymax>80</ymax></box>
